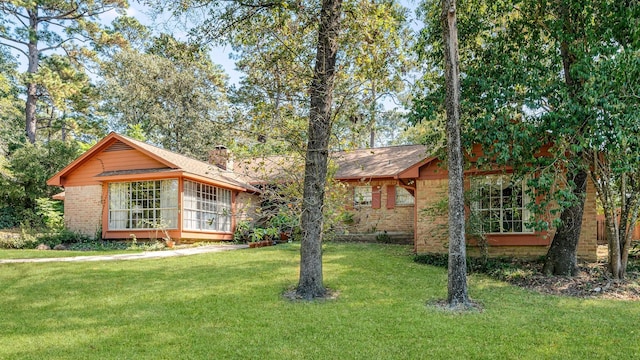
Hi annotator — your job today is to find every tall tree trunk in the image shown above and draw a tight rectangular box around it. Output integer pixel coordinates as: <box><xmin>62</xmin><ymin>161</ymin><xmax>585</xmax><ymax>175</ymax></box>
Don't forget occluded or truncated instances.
<box><xmin>25</xmin><ymin>9</ymin><xmax>39</xmax><ymax>144</ymax></box>
<box><xmin>542</xmin><ymin>169</ymin><xmax>587</xmax><ymax>276</ymax></box>
<box><xmin>606</xmin><ymin>175</ymin><xmax>639</xmax><ymax>280</ymax></box>
<box><xmin>542</xmin><ymin>1</ymin><xmax>587</xmax><ymax>275</ymax></box>
<box><xmin>369</xmin><ymin>80</ymin><xmax>376</xmax><ymax>148</ymax></box>
<box><xmin>441</xmin><ymin>0</ymin><xmax>469</xmax><ymax>307</ymax></box>
<box><xmin>296</xmin><ymin>0</ymin><xmax>342</xmax><ymax>300</ymax></box>
<box><xmin>607</xmin><ymin>214</ymin><xmax>623</xmax><ymax>279</ymax></box>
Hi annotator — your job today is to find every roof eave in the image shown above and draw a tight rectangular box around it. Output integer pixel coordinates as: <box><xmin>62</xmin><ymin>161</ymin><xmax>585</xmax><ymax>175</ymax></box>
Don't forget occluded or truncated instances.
<box><xmin>334</xmin><ymin>175</ymin><xmax>397</xmax><ymax>181</ymax></box>
<box><xmin>396</xmin><ymin>156</ymin><xmax>438</xmax><ymax>179</ymax></box>
<box><xmin>182</xmin><ymin>173</ymin><xmax>259</xmax><ymax>193</ymax></box>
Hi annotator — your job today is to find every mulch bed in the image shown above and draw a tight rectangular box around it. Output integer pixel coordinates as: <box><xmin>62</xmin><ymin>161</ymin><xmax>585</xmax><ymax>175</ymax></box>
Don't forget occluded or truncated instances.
<box><xmin>501</xmin><ymin>261</ymin><xmax>640</xmax><ymax>300</ymax></box>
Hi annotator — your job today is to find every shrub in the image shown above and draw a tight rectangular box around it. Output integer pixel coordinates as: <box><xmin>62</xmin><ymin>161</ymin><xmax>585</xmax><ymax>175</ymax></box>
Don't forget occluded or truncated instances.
<box><xmin>413</xmin><ymin>252</ymin><xmax>531</xmax><ymax>279</ymax></box>
<box><xmin>66</xmin><ymin>240</ymin><xmax>130</xmax><ymax>251</ymax></box>
<box><xmin>233</xmin><ymin>221</ymin><xmax>252</xmax><ymax>243</ymax></box>
<box><xmin>0</xmin><ymin>207</ymin><xmax>20</xmax><ymax>229</ymax></box>
<box><xmin>35</xmin><ymin>198</ymin><xmax>64</xmax><ymax>231</ymax></box>
<box><xmin>0</xmin><ymin>229</ymin><xmax>38</xmax><ymax>249</ymax></box>
<box><xmin>36</xmin><ymin>228</ymin><xmax>91</xmax><ymax>248</ymax></box>
<box><xmin>375</xmin><ymin>231</ymin><xmax>392</xmax><ymax>243</ymax></box>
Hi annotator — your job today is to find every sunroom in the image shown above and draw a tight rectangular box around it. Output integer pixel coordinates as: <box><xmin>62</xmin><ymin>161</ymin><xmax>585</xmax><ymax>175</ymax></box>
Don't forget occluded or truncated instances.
<box><xmin>47</xmin><ymin>132</ymin><xmax>259</xmax><ymax>242</ymax></box>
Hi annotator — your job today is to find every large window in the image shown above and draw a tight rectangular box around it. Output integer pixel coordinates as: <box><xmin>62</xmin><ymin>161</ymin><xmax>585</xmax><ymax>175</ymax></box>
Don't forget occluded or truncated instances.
<box><xmin>109</xmin><ymin>180</ymin><xmax>178</xmax><ymax>230</ymax></box>
<box><xmin>395</xmin><ymin>186</ymin><xmax>415</xmax><ymax>206</ymax></box>
<box><xmin>183</xmin><ymin>180</ymin><xmax>232</xmax><ymax>232</ymax></box>
<box><xmin>472</xmin><ymin>176</ymin><xmax>531</xmax><ymax>233</ymax></box>
<box><xmin>354</xmin><ymin>186</ymin><xmax>372</xmax><ymax>207</ymax></box>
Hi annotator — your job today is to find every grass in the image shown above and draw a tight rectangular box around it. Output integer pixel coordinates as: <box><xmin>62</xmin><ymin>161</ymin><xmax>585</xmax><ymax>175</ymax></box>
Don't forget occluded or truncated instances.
<box><xmin>0</xmin><ymin>243</ymin><xmax>638</xmax><ymax>359</ymax></box>
<box><xmin>0</xmin><ymin>249</ymin><xmax>144</xmax><ymax>260</ymax></box>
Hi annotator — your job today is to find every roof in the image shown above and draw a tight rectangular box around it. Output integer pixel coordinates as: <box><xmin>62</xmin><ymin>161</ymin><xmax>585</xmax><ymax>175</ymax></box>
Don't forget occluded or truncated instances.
<box><xmin>52</xmin><ymin>191</ymin><xmax>65</xmax><ymax>201</ymax></box>
<box><xmin>333</xmin><ymin>145</ymin><xmax>430</xmax><ymax>180</ymax></box>
<box><xmin>47</xmin><ymin>132</ymin><xmax>259</xmax><ymax>192</ymax></box>
<box><xmin>119</xmin><ymin>134</ymin><xmax>257</xmax><ymax>191</ymax></box>
<box><xmin>233</xmin><ymin>144</ymin><xmax>432</xmax><ymax>183</ymax></box>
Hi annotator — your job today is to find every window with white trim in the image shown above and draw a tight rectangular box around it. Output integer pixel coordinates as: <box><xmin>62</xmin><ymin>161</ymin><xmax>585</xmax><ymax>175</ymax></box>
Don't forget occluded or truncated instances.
<box><xmin>354</xmin><ymin>186</ymin><xmax>372</xmax><ymax>207</ymax></box>
<box><xmin>472</xmin><ymin>175</ymin><xmax>531</xmax><ymax>233</ymax></box>
<box><xmin>395</xmin><ymin>186</ymin><xmax>415</xmax><ymax>206</ymax></box>
<box><xmin>183</xmin><ymin>180</ymin><xmax>232</xmax><ymax>232</ymax></box>
<box><xmin>108</xmin><ymin>180</ymin><xmax>178</xmax><ymax>230</ymax></box>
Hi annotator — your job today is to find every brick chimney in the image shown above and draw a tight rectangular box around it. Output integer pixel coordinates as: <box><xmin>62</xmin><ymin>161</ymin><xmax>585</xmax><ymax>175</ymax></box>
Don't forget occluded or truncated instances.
<box><xmin>209</xmin><ymin>146</ymin><xmax>233</xmax><ymax>170</ymax></box>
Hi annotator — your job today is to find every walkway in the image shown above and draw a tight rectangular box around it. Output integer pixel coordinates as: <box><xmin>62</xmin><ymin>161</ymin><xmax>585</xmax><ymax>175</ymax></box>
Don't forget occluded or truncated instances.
<box><xmin>0</xmin><ymin>244</ymin><xmax>249</xmax><ymax>264</ymax></box>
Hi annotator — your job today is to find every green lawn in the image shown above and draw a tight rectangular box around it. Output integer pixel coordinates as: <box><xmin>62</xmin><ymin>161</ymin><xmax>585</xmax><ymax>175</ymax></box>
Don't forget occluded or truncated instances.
<box><xmin>0</xmin><ymin>243</ymin><xmax>637</xmax><ymax>359</ymax></box>
<box><xmin>0</xmin><ymin>249</ymin><xmax>143</xmax><ymax>260</ymax></box>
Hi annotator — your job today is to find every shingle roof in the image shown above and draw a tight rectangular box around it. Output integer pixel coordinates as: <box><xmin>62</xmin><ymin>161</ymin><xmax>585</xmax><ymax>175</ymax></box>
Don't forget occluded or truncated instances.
<box><xmin>118</xmin><ymin>134</ymin><xmax>258</xmax><ymax>192</ymax></box>
<box><xmin>333</xmin><ymin>145</ymin><xmax>430</xmax><ymax>179</ymax></box>
<box><xmin>233</xmin><ymin>145</ymin><xmax>431</xmax><ymax>183</ymax></box>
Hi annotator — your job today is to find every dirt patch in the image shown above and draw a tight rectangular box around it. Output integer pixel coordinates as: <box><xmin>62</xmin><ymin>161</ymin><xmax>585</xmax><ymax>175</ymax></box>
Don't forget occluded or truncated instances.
<box><xmin>500</xmin><ymin>261</ymin><xmax>640</xmax><ymax>301</ymax></box>
<box><xmin>427</xmin><ymin>299</ymin><xmax>484</xmax><ymax>313</ymax></box>
<box><xmin>283</xmin><ymin>287</ymin><xmax>340</xmax><ymax>301</ymax></box>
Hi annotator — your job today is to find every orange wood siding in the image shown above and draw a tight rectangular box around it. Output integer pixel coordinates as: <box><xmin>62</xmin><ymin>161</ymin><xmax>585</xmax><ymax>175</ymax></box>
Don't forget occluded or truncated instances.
<box><xmin>63</xmin><ymin>149</ymin><xmax>168</xmax><ymax>186</ymax></box>
<box><xmin>179</xmin><ymin>231</ymin><xmax>234</xmax><ymax>241</ymax></box>
<box><xmin>103</xmin><ymin>229</ymin><xmax>182</xmax><ymax>240</ymax></box>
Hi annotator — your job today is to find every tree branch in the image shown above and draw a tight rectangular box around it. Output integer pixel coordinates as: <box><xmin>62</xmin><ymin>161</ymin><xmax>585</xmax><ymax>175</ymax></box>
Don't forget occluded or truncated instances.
<box><xmin>0</xmin><ymin>39</ymin><xmax>29</xmax><ymax>57</ymax></box>
<box><xmin>40</xmin><ymin>36</ymin><xmax>89</xmax><ymax>53</ymax></box>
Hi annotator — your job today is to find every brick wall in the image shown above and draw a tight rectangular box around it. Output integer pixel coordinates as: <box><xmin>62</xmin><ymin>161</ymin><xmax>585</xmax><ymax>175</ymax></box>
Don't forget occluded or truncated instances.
<box><xmin>64</xmin><ymin>185</ymin><xmax>103</xmax><ymax>239</ymax></box>
<box><xmin>344</xmin><ymin>180</ymin><xmax>415</xmax><ymax>234</ymax></box>
<box><xmin>414</xmin><ymin>176</ymin><xmax>599</xmax><ymax>261</ymax></box>
<box><xmin>415</xmin><ymin>179</ymin><xmax>449</xmax><ymax>253</ymax></box>
<box><xmin>236</xmin><ymin>192</ymin><xmax>260</xmax><ymax>223</ymax></box>
<box><xmin>577</xmin><ymin>177</ymin><xmax>598</xmax><ymax>261</ymax></box>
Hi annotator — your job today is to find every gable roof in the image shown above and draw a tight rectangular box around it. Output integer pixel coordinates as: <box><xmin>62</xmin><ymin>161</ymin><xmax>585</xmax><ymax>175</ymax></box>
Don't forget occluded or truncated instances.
<box><xmin>333</xmin><ymin>145</ymin><xmax>431</xmax><ymax>180</ymax></box>
<box><xmin>47</xmin><ymin>132</ymin><xmax>258</xmax><ymax>192</ymax></box>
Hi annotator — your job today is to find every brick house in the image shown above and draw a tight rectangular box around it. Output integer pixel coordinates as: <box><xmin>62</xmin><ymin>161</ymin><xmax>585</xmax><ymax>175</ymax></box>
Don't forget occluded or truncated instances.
<box><xmin>49</xmin><ymin>133</ymin><xmax>597</xmax><ymax>260</ymax></box>
<box><xmin>333</xmin><ymin>145</ymin><xmax>597</xmax><ymax>261</ymax></box>
<box><xmin>47</xmin><ymin>132</ymin><xmax>260</xmax><ymax>242</ymax></box>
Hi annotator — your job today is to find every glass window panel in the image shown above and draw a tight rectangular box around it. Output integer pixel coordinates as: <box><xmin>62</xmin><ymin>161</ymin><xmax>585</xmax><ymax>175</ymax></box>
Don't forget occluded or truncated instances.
<box><xmin>472</xmin><ymin>175</ymin><xmax>530</xmax><ymax>234</ymax></box>
<box><xmin>182</xmin><ymin>180</ymin><xmax>232</xmax><ymax>232</ymax></box>
<box><xmin>354</xmin><ymin>186</ymin><xmax>372</xmax><ymax>207</ymax></box>
<box><xmin>108</xmin><ymin>180</ymin><xmax>178</xmax><ymax>230</ymax></box>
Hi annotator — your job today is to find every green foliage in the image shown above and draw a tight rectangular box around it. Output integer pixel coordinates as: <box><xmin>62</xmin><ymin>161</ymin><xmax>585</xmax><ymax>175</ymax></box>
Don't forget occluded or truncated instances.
<box><xmin>0</xmin><ymin>230</ymin><xmax>39</xmax><ymax>249</ymax></box>
<box><xmin>124</xmin><ymin>124</ymin><xmax>147</xmax><ymax>142</ymax></box>
<box><xmin>0</xmin><ymin>140</ymin><xmax>80</xmax><ymax>228</ymax></box>
<box><xmin>269</xmin><ymin>211</ymin><xmax>299</xmax><ymax>234</ymax></box>
<box><xmin>233</xmin><ymin>221</ymin><xmax>280</xmax><ymax>243</ymax></box>
<box><xmin>0</xmin><ymin>207</ymin><xmax>20</xmax><ymax>229</ymax></box>
<box><xmin>375</xmin><ymin>231</ymin><xmax>392</xmax><ymax>243</ymax></box>
<box><xmin>65</xmin><ymin>240</ymin><xmax>131</xmax><ymax>251</ymax></box>
<box><xmin>152</xmin><ymin>0</ymin><xmax>415</xmax><ymax>151</ymax></box>
<box><xmin>36</xmin><ymin>54</ymin><xmax>107</xmax><ymax>143</ymax></box>
<box><xmin>35</xmin><ymin>198</ymin><xmax>64</xmax><ymax>232</ymax></box>
<box><xmin>233</xmin><ymin>221</ymin><xmax>252</xmax><ymax>243</ymax></box>
<box><xmin>0</xmin><ymin>0</ymin><xmax>130</xmax><ymax>143</ymax></box>
<box><xmin>36</xmin><ymin>229</ymin><xmax>92</xmax><ymax>249</ymax></box>
<box><xmin>413</xmin><ymin>0</ymin><xmax>640</xmax><ymax>277</ymax></box>
<box><xmin>413</xmin><ymin>252</ymin><xmax>535</xmax><ymax>280</ymax></box>
<box><xmin>100</xmin><ymin>35</ymin><xmax>229</xmax><ymax>160</ymax></box>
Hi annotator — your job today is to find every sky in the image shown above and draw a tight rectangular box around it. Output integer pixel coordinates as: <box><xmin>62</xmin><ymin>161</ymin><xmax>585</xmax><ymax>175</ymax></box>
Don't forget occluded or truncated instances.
<box><xmin>7</xmin><ymin>0</ymin><xmax>421</xmax><ymax>104</ymax></box>
<box><xmin>120</xmin><ymin>0</ymin><xmax>422</xmax><ymax>87</ymax></box>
